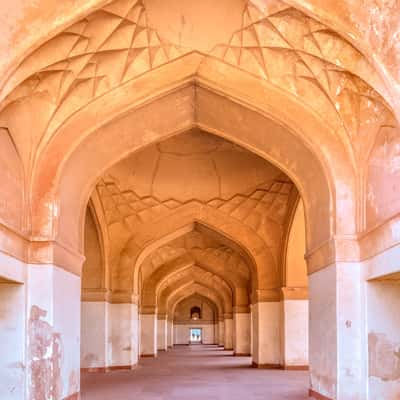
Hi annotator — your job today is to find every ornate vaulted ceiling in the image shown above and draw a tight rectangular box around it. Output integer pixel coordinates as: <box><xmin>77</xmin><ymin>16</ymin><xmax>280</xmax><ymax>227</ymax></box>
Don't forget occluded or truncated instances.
<box><xmin>83</xmin><ymin>128</ymin><xmax>300</xmax><ymax>310</ymax></box>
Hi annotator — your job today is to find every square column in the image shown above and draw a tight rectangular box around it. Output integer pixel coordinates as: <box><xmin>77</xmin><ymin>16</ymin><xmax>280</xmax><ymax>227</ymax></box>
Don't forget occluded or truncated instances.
<box><xmin>218</xmin><ymin>318</ymin><xmax>225</xmax><ymax>346</ymax></box>
<box><xmin>167</xmin><ymin>319</ymin><xmax>174</xmax><ymax>348</ymax></box>
<box><xmin>309</xmin><ymin>262</ymin><xmax>366</xmax><ymax>400</ymax></box>
<box><xmin>251</xmin><ymin>300</ymin><xmax>282</xmax><ymax>368</ymax></box>
<box><xmin>27</xmin><ymin>264</ymin><xmax>81</xmax><ymax>400</ymax></box>
<box><xmin>157</xmin><ymin>314</ymin><xmax>168</xmax><ymax>351</ymax></box>
<box><xmin>233</xmin><ymin>307</ymin><xmax>251</xmax><ymax>356</ymax></box>
<box><xmin>140</xmin><ymin>311</ymin><xmax>157</xmax><ymax>357</ymax></box>
<box><xmin>81</xmin><ymin>300</ymin><xmax>108</xmax><ymax>372</ymax></box>
<box><xmin>214</xmin><ymin>322</ymin><xmax>219</xmax><ymax>344</ymax></box>
<box><xmin>224</xmin><ymin>314</ymin><xmax>233</xmax><ymax>350</ymax></box>
<box><xmin>281</xmin><ymin>288</ymin><xmax>308</xmax><ymax>369</ymax></box>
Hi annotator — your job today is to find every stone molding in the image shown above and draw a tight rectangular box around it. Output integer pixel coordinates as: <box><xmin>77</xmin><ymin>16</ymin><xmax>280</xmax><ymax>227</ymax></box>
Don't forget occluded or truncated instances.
<box><xmin>281</xmin><ymin>287</ymin><xmax>309</xmax><ymax>301</ymax></box>
<box><xmin>232</xmin><ymin>305</ymin><xmax>251</xmax><ymax>313</ymax></box>
<box><xmin>81</xmin><ymin>289</ymin><xmax>139</xmax><ymax>304</ymax></box>
<box><xmin>140</xmin><ymin>306</ymin><xmax>157</xmax><ymax>314</ymax></box>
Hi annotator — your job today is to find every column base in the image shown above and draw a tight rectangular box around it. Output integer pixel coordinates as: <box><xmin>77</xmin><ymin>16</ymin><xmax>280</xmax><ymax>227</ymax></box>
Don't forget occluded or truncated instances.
<box><xmin>234</xmin><ymin>352</ymin><xmax>251</xmax><ymax>356</ymax></box>
<box><xmin>107</xmin><ymin>365</ymin><xmax>136</xmax><ymax>371</ymax></box>
<box><xmin>251</xmin><ymin>362</ymin><xmax>282</xmax><ymax>369</ymax></box>
<box><xmin>309</xmin><ymin>389</ymin><xmax>333</xmax><ymax>400</ymax></box>
<box><xmin>81</xmin><ymin>367</ymin><xmax>107</xmax><ymax>373</ymax></box>
<box><xmin>141</xmin><ymin>353</ymin><xmax>157</xmax><ymax>358</ymax></box>
<box><xmin>224</xmin><ymin>347</ymin><xmax>233</xmax><ymax>350</ymax></box>
<box><xmin>63</xmin><ymin>393</ymin><xmax>80</xmax><ymax>400</ymax></box>
<box><xmin>81</xmin><ymin>365</ymin><xmax>137</xmax><ymax>373</ymax></box>
<box><xmin>284</xmin><ymin>365</ymin><xmax>309</xmax><ymax>371</ymax></box>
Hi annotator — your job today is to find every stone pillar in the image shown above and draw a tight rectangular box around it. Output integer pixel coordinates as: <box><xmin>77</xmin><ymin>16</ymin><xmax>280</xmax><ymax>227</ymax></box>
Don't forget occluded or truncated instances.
<box><xmin>367</xmin><ymin>279</ymin><xmax>400</xmax><ymax>399</ymax></box>
<box><xmin>218</xmin><ymin>317</ymin><xmax>225</xmax><ymax>347</ymax></box>
<box><xmin>157</xmin><ymin>314</ymin><xmax>168</xmax><ymax>351</ymax></box>
<box><xmin>140</xmin><ymin>310</ymin><xmax>157</xmax><ymax>357</ymax></box>
<box><xmin>309</xmin><ymin>262</ymin><xmax>366</xmax><ymax>400</ymax></box>
<box><xmin>81</xmin><ymin>297</ymin><xmax>108</xmax><ymax>372</ymax></box>
<box><xmin>281</xmin><ymin>287</ymin><xmax>308</xmax><ymax>369</ymax></box>
<box><xmin>214</xmin><ymin>322</ymin><xmax>219</xmax><ymax>344</ymax></box>
<box><xmin>130</xmin><ymin>301</ymin><xmax>140</xmax><ymax>365</ymax></box>
<box><xmin>167</xmin><ymin>319</ymin><xmax>174</xmax><ymax>348</ymax></box>
<box><xmin>224</xmin><ymin>314</ymin><xmax>233</xmax><ymax>350</ymax></box>
<box><xmin>0</xmin><ymin>254</ymin><xmax>25</xmax><ymax>400</ymax></box>
<box><xmin>251</xmin><ymin>295</ymin><xmax>282</xmax><ymax>368</ymax></box>
<box><xmin>233</xmin><ymin>307</ymin><xmax>251</xmax><ymax>356</ymax></box>
<box><xmin>107</xmin><ymin>302</ymin><xmax>136</xmax><ymax>369</ymax></box>
<box><xmin>250</xmin><ymin>304</ymin><xmax>253</xmax><ymax>356</ymax></box>
<box><xmin>27</xmin><ymin>264</ymin><xmax>81</xmax><ymax>400</ymax></box>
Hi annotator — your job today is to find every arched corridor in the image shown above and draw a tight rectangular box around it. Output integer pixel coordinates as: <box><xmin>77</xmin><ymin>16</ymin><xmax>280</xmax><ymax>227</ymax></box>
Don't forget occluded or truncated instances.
<box><xmin>81</xmin><ymin>345</ymin><xmax>309</xmax><ymax>400</ymax></box>
<box><xmin>0</xmin><ymin>1</ymin><xmax>399</xmax><ymax>399</ymax></box>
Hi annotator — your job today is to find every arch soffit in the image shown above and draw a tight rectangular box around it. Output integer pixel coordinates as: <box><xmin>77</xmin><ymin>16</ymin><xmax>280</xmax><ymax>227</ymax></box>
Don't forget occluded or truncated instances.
<box><xmin>172</xmin><ymin>293</ymin><xmax>219</xmax><ymax>321</ymax></box>
<box><xmin>167</xmin><ymin>282</ymin><xmax>226</xmax><ymax>318</ymax></box>
<box><xmin>141</xmin><ymin>253</ymin><xmax>243</xmax><ymax>306</ymax></box>
<box><xmin>123</xmin><ymin>206</ymin><xmax>272</xmax><ymax>292</ymax></box>
<box><xmin>159</xmin><ymin>279</ymin><xmax>228</xmax><ymax>316</ymax></box>
<box><xmin>135</xmin><ymin>222</ymin><xmax>253</xmax><ymax>294</ymax></box>
<box><xmin>156</xmin><ymin>270</ymin><xmax>232</xmax><ymax>312</ymax></box>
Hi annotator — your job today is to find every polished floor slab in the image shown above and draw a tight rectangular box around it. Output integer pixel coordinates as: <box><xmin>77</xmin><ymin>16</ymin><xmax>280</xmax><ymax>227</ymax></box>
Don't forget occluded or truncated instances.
<box><xmin>81</xmin><ymin>345</ymin><xmax>309</xmax><ymax>400</ymax></box>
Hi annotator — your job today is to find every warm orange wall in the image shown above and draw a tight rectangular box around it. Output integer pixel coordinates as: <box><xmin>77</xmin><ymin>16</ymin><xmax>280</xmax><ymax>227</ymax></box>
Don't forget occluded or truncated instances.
<box><xmin>285</xmin><ymin>200</ymin><xmax>307</xmax><ymax>288</ymax></box>
<box><xmin>82</xmin><ymin>208</ymin><xmax>103</xmax><ymax>289</ymax></box>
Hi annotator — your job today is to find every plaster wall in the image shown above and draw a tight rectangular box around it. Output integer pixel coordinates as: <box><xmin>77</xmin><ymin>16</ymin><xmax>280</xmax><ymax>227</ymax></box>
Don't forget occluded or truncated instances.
<box><xmin>0</xmin><ymin>282</ymin><xmax>25</xmax><ymax>400</ymax></box>
<box><xmin>233</xmin><ymin>312</ymin><xmax>251</xmax><ymax>355</ymax></box>
<box><xmin>367</xmin><ymin>281</ymin><xmax>400</xmax><ymax>399</ymax></box>
<box><xmin>283</xmin><ymin>300</ymin><xmax>308</xmax><ymax>367</ymax></box>
<box><xmin>174</xmin><ymin>323</ymin><xmax>215</xmax><ymax>345</ymax></box>
<box><xmin>140</xmin><ymin>313</ymin><xmax>157</xmax><ymax>356</ymax></box>
<box><xmin>81</xmin><ymin>302</ymin><xmax>107</xmax><ymax>369</ymax></box>
<box><xmin>252</xmin><ymin>302</ymin><xmax>282</xmax><ymax>366</ymax></box>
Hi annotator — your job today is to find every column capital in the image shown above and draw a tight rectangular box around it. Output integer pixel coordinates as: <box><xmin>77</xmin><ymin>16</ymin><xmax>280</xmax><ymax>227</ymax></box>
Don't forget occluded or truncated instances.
<box><xmin>223</xmin><ymin>313</ymin><xmax>233</xmax><ymax>320</ymax></box>
<box><xmin>281</xmin><ymin>287</ymin><xmax>308</xmax><ymax>300</ymax></box>
<box><xmin>306</xmin><ymin>235</ymin><xmax>360</xmax><ymax>274</ymax></box>
<box><xmin>109</xmin><ymin>290</ymin><xmax>138</xmax><ymax>304</ymax></box>
<box><xmin>252</xmin><ymin>288</ymin><xmax>280</xmax><ymax>303</ymax></box>
<box><xmin>233</xmin><ymin>305</ymin><xmax>250</xmax><ymax>313</ymax></box>
<box><xmin>140</xmin><ymin>305</ymin><xmax>157</xmax><ymax>314</ymax></box>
